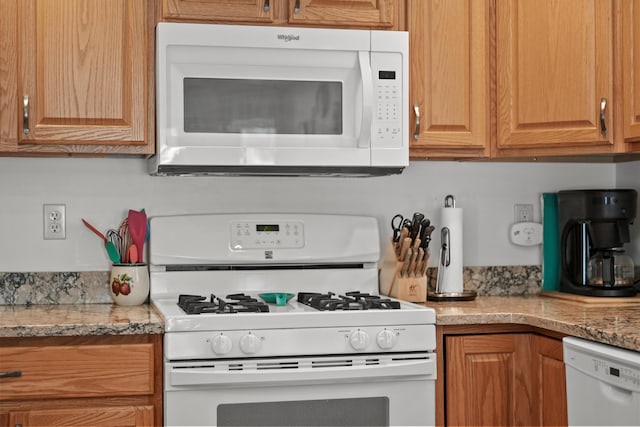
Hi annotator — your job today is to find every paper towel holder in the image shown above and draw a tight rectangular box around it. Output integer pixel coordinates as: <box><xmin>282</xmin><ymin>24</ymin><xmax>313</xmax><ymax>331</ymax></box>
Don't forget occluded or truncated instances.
<box><xmin>444</xmin><ymin>194</ymin><xmax>455</xmax><ymax>208</ymax></box>
<box><xmin>428</xmin><ymin>194</ymin><xmax>478</xmax><ymax>302</ymax></box>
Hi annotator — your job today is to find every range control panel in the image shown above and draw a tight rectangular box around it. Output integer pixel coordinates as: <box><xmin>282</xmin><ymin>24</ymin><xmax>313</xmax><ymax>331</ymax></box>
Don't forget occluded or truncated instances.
<box><xmin>231</xmin><ymin>220</ymin><xmax>305</xmax><ymax>250</ymax></box>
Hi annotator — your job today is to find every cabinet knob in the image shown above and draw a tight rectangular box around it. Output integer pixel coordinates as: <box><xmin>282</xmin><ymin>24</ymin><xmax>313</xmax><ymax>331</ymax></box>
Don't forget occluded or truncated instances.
<box><xmin>600</xmin><ymin>97</ymin><xmax>607</xmax><ymax>136</ymax></box>
<box><xmin>294</xmin><ymin>0</ymin><xmax>300</xmax><ymax>14</ymax></box>
<box><xmin>23</xmin><ymin>95</ymin><xmax>30</xmax><ymax>135</ymax></box>
<box><xmin>413</xmin><ymin>104</ymin><xmax>421</xmax><ymax>140</ymax></box>
<box><xmin>263</xmin><ymin>0</ymin><xmax>269</xmax><ymax>12</ymax></box>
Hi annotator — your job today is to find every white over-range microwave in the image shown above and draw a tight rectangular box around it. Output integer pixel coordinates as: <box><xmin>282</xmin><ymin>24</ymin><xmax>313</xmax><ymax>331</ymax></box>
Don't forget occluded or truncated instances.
<box><xmin>151</xmin><ymin>22</ymin><xmax>408</xmax><ymax>177</ymax></box>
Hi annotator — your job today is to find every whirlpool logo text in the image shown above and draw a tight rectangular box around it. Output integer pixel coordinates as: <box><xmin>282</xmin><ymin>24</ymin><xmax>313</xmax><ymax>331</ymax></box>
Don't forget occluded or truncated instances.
<box><xmin>277</xmin><ymin>33</ymin><xmax>300</xmax><ymax>42</ymax></box>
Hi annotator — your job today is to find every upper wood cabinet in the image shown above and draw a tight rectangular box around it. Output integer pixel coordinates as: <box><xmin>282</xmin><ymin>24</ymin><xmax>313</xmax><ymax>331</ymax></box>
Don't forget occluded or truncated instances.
<box><xmin>407</xmin><ymin>0</ymin><xmax>490</xmax><ymax>159</ymax></box>
<box><xmin>0</xmin><ymin>0</ymin><xmax>155</xmax><ymax>155</ymax></box>
<box><xmin>161</xmin><ymin>0</ymin><xmax>400</xmax><ymax>29</ymax></box>
<box><xmin>162</xmin><ymin>0</ymin><xmax>276</xmax><ymax>24</ymax></box>
<box><xmin>620</xmin><ymin>0</ymin><xmax>640</xmax><ymax>152</ymax></box>
<box><xmin>495</xmin><ymin>0</ymin><xmax>619</xmax><ymax>158</ymax></box>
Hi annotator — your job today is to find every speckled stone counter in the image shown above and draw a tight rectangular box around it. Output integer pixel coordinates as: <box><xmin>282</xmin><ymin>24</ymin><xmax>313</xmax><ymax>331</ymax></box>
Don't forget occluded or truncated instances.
<box><xmin>0</xmin><ymin>303</ymin><xmax>164</xmax><ymax>337</ymax></box>
<box><xmin>425</xmin><ymin>296</ymin><xmax>640</xmax><ymax>352</ymax></box>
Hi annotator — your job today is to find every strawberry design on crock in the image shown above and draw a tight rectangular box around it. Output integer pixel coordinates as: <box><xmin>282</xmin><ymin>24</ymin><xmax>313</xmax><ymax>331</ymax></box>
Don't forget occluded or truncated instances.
<box><xmin>111</xmin><ymin>273</ymin><xmax>133</xmax><ymax>296</ymax></box>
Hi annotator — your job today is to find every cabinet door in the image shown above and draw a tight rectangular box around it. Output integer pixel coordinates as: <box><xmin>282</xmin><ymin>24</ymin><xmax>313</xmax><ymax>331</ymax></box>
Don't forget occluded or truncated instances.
<box><xmin>0</xmin><ymin>0</ymin><xmax>17</xmax><ymax>148</ymax></box>
<box><xmin>446</xmin><ymin>334</ymin><xmax>534</xmax><ymax>426</ymax></box>
<box><xmin>532</xmin><ymin>335</ymin><xmax>568</xmax><ymax>427</ymax></box>
<box><xmin>408</xmin><ymin>0</ymin><xmax>490</xmax><ymax>159</ymax></box>
<box><xmin>496</xmin><ymin>0</ymin><xmax>615</xmax><ymax>157</ymax></box>
<box><xmin>9</xmin><ymin>406</ymin><xmax>154</xmax><ymax>427</ymax></box>
<box><xmin>288</xmin><ymin>0</ymin><xmax>397</xmax><ymax>29</ymax></box>
<box><xmin>17</xmin><ymin>0</ymin><xmax>152</xmax><ymax>153</ymax></box>
<box><xmin>162</xmin><ymin>0</ymin><xmax>275</xmax><ymax>23</ymax></box>
<box><xmin>621</xmin><ymin>0</ymin><xmax>640</xmax><ymax>148</ymax></box>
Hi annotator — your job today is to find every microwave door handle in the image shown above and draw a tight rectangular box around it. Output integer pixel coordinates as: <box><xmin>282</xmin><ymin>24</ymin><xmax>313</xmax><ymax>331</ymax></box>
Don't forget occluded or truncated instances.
<box><xmin>357</xmin><ymin>51</ymin><xmax>373</xmax><ymax>149</ymax></box>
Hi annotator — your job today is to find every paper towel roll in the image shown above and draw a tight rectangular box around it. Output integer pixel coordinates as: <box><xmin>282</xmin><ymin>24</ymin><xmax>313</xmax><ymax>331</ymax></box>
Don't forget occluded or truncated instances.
<box><xmin>438</xmin><ymin>205</ymin><xmax>464</xmax><ymax>293</ymax></box>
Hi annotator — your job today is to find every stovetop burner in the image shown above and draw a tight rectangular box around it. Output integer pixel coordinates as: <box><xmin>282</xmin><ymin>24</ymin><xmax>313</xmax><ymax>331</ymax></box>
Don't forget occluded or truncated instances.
<box><xmin>178</xmin><ymin>293</ymin><xmax>270</xmax><ymax>314</ymax></box>
<box><xmin>298</xmin><ymin>291</ymin><xmax>401</xmax><ymax>311</ymax></box>
<box><xmin>176</xmin><ymin>291</ymin><xmax>402</xmax><ymax>314</ymax></box>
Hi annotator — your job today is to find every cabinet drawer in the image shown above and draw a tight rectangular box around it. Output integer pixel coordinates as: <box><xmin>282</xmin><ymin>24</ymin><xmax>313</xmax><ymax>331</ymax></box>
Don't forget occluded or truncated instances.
<box><xmin>9</xmin><ymin>405</ymin><xmax>154</xmax><ymax>427</ymax></box>
<box><xmin>0</xmin><ymin>343</ymin><xmax>154</xmax><ymax>400</ymax></box>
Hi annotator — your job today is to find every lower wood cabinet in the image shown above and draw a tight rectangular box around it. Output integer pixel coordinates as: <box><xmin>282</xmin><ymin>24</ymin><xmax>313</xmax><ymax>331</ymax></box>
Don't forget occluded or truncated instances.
<box><xmin>0</xmin><ymin>334</ymin><xmax>162</xmax><ymax>427</ymax></box>
<box><xmin>437</xmin><ymin>325</ymin><xmax>567</xmax><ymax>427</ymax></box>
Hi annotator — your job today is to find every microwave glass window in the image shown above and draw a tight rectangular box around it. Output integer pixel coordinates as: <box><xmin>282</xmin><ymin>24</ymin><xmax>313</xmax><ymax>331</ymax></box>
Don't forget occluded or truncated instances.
<box><xmin>184</xmin><ymin>78</ymin><xmax>343</xmax><ymax>135</ymax></box>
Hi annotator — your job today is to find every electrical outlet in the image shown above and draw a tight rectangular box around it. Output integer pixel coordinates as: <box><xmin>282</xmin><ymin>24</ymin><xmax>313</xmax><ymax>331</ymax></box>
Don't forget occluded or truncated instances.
<box><xmin>514</xmin><ymin>204</ymin><xmax>534</xmax><ymax>223</ymax></box>
<box><xmin>44</xmin><ymin>204</ymin><xmax>66</xmax><ymax>240</ymax></box>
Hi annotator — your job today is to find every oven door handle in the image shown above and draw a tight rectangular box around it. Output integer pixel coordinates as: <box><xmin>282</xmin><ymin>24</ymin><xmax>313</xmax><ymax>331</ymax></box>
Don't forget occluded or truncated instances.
<box><xmin>170</xmin><ymin>357</ymin><xmax>435</xmax><ymax>387</ymax></box>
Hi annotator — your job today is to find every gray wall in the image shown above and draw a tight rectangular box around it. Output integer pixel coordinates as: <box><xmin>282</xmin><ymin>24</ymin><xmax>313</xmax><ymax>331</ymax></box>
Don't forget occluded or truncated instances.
<box><xmin>0</xmin><ymin>157</ymin><xmax>627</xmax><ymax>272</ymax></box>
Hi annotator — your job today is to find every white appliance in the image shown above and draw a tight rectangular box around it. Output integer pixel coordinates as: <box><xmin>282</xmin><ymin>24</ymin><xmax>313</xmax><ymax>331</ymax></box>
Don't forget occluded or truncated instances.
<box><xmin>149</xmin><ymin>213</ymin><xmax>436</xmax><ymax>426</ymax></box>
<box><xmin>563</xmin><ymin>336</ymin><xmax>640</xmax><ymax>426</ymax></box>
<box><xmin>152</xmin><ymin>23</ymin><xmax>409</xmax><ymax>176</ymax></box>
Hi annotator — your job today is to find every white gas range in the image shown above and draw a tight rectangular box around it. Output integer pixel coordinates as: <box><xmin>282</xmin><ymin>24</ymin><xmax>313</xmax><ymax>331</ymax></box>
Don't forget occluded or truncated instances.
<box><xmin>149</xmin><ymin>213</ymin><xmax>436</xmax><ymax>427</ymax></box>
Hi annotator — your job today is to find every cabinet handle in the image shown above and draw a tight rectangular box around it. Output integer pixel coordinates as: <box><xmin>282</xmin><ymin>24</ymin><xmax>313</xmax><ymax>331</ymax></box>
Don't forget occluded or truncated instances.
<box><xmin>294</xmin><ymin>0</ymin><xmax>300</xmax><ymax>14</ymax></box>
<box><xmin>263</xmin><ymin>0</ymin><xmax>269</xmax><ymax>12</ymax></box>
<box><xmin>600</xmin><ymin>97</ymin><xmax>607</xmax><ymax>136</ymax></box>
<box><xmin>413</xmin><ymin>104</ymin><xmax>421</xmax><ymax>140</ymax></box>
<box><xmin>22</xmin><ymin>95</ymin><xmax>30</xmax><ymax>135</ymax></box>
<box><xmin>0</xmin><ymin>370</ymin><xmax>21</xmax><ymax>378</ymax></box>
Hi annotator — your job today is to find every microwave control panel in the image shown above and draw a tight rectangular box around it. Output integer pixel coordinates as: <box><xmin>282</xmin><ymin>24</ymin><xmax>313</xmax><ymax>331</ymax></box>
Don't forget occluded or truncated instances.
<box><xmin>231</xmin><ymin>221</ymin><xmax>305</xmax><ymax>250</ymax></box>
<box><xmin>372</xmin><ymin>52</ymin><xmax>403</xmax><ymax>148</ymax></box>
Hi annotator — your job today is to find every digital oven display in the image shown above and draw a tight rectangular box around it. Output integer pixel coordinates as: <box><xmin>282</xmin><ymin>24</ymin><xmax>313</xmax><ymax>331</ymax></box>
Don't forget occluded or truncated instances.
<box><xmin>256</xmin><ymin>224</ymin><xmax>280</xmax><ymax>232</ymax></box>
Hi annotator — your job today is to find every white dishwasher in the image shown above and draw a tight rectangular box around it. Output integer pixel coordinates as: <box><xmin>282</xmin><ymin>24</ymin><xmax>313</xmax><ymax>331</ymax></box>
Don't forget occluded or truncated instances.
<box><xmin>563</xmin><ymin>337</ymin><xmax>640</xmax><ymax>426</ymax></box>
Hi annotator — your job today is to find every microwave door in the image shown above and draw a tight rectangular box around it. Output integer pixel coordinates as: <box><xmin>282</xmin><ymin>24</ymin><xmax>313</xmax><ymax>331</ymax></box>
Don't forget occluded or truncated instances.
<box><xmin>160</xmin><ymin>48</ymin><xmax>373</xmax><ymax>168</ymax></box>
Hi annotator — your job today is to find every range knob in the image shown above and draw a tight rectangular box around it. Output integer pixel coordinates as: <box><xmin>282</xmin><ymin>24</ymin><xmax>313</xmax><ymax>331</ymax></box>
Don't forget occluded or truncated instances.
<box><xmin>349</xmin><ymin>329</ymin><xmax>370</xmax><ymax>351</ymax></box>
<box><xmin>376</xmin><ymin>329</ymin><xmax>396</xmax><ymax>350</ymax></box>
<box><xmin>240</xmin><ymin>333</ymin><xmax>261</xmax><ymax>354</ymax></box>
<box><xmin>211</xmin><ymin>333</ymin><xmax>232</xmax><ymax>355</ymax></box>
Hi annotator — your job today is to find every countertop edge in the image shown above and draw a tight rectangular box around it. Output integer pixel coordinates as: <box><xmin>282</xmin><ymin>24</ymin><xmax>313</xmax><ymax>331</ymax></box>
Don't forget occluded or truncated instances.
<box><xmin>427</xmin><ymin>296</ymin><xmax>640</xmax><ymax>352</ymax></box>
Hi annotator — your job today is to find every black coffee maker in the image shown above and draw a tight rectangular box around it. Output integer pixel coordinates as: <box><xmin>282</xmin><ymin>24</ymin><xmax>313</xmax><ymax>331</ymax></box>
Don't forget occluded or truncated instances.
<box><xmin>558</xmin><ymin>189</ymin><xmax>638</xmax><ymax>297</ymax></box>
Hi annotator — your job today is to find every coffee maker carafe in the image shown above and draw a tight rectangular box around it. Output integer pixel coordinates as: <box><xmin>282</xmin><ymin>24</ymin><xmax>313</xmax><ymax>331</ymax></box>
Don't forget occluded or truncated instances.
<box><xmin>558</xmin><ymin>189</ymin><xmax>638</xmax><ymax>297</ymax></box>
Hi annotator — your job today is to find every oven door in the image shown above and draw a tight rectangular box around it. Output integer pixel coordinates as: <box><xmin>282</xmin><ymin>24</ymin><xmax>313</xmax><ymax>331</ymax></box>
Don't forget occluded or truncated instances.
<box><xmin>165</xmin><ymin>352</ymin><xmax>436</xmax><ymax>426</ymax></box>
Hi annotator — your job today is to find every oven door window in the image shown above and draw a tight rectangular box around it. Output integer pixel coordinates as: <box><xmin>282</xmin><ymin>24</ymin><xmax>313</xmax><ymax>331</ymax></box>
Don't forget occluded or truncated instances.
<box><xmin>218</xmin><ymin>397</ymin><xmax>387</xmax><ymax>426</ymax></box>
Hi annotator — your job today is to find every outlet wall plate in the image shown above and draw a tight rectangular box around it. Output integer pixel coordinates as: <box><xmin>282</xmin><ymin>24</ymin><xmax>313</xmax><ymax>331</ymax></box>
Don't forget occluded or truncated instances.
<box><xmin>44</xmin><ymin>204</ymin><xmax>66</xmax><ymax>240</ymax></box>
<box><xmin>509</xmin><ymin>222</ymin><xmax>542</xmax><ymax>246</ymax></box>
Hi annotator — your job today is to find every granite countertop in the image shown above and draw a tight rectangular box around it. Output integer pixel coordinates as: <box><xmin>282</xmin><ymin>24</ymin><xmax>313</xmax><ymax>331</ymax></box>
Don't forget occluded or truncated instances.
<box><xmin>425</xmin><ymin>296</ymin><xmax>640</xmax><ymax>352</ymax></box>
<box><xmin>0</xmin><ymin>303</ymin><xmax>164</xmax><ymax>337</ymax></box>
<box><xmin>1</xmin><ymin>296</ymin><xmax>638</xmax><ymax>353</ymax></box>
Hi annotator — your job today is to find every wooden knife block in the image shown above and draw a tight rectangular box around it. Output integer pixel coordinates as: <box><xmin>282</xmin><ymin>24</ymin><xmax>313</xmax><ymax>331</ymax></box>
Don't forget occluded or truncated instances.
<box><xmin>379</xmin><ymin>239</ymin><xmax>428</xmax><ymax>302</ymax></box>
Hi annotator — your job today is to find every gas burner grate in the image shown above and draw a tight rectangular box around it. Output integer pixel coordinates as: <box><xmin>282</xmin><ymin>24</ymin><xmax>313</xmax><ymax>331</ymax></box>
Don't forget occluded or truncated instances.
<box><xmin>297</xmin><ymin>291</ymin><xmax>401</xmax><ymax>311</ymax></box>
<box><xmin>177</xmin><ymin>293</ymin><xmax>270</xmax><ymax>315</ymax></box>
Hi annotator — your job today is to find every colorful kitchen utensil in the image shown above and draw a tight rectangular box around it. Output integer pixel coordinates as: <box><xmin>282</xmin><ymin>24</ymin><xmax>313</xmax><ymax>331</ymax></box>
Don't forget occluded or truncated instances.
<box><xmin>259</xmin><ymin>293</ymin><xmax>294</xmax><ymax>306</ymax></box>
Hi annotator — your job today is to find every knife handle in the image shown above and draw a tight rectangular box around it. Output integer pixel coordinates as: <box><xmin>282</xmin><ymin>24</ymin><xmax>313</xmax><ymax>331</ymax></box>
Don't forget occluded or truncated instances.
<box><xmin>399</xmin><ymin>237</ymin><xmax>412</xmax><ymax>261</ymax></box>
<box><xmin>400</xmin><ymin>248</ymin><xmax>412</xmax><ymax>277</ymax></box>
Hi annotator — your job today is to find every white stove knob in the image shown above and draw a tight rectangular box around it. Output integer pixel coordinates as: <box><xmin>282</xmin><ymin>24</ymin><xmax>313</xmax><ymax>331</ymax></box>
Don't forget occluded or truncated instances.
<box><xmin>240</xmin><ymin>333</ymin><xmax>261</xmax><ymax>354</ymax></box>
<box><xmin>349</xmin><ymin>329</ymin><xmax>369</xmax><ymax>351</ymax></box>
<box><xmin>376</xmin><ymin>329</ymin><xmax>396</xmax><ymax>350</ymax></box>
<box><xmin>211</xmin><ymin>334</ymin><xmax>232</xmax><ymax>355</ymax></box>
